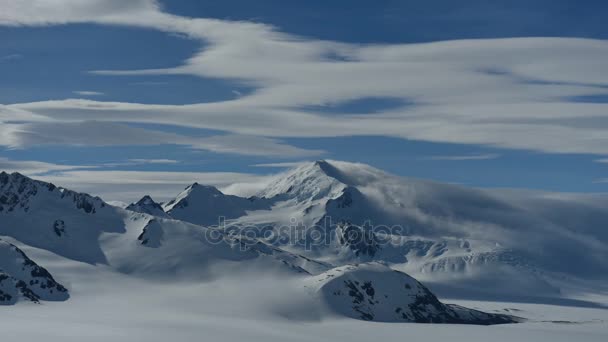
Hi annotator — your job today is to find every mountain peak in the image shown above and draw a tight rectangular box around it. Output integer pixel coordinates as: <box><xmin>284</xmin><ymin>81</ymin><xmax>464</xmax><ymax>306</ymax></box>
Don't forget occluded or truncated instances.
<box><xmin>127</xmin><ymin>195</ymin><xmax>169</xmax><ymax>218</ymax></box>
<box><xmin>162</xmin><ymin>182</ymin><xmax>270</xmax><ymax>226</ymax></box>
<box><xmin>314</xmin><ymin>160</ymin><xmax>351</xmax><ymax>183</ymax></box>
<box><xmin>1</xmin><ymin>170</ymin><xmax>106</xmax><ymax>215</ymax></box>
<box><xmin>313</xmin><ymin>159</ymin><xmax>329</xmax><ymax>167</ymax></box>
<box><xmin>1</xmin><ymin>171</ymin><xmax>29</xmax><ymax>182</ymax></box>
<box><xmin>137</xmin><ymin>195</ymin><xmax>154</xmax><ymax>203</ymax></box>
<box><xmin>186</xmin><ymin>183</ymin><xmax>222</xmax><ymax>194</ymax></box>
<box><xmin>162</xmin><ymin>183</ymin><xmax>225</xmax><ymax>214</ymax></box>
<box><xmin>257</xmin><ymin>160</ymin><xmax>348</xmax><ymax>201</ymax></box>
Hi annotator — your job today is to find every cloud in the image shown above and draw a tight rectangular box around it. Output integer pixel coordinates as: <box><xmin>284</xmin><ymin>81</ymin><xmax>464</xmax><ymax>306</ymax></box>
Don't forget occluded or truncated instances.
<box><xmin>0</xmin><ymin>157</ymin><xmax>92</xmax><ymax>175</ymax></box>
<box><xmin>425</xmin><ymin>153</ymin><xmax>501</xmax><ymax>161</ymax></box>
<box><xmin>96</xmin><ymin>159</ymin><xmax>180</xmax><ymax>167</ymax></box>
<box><xmin>194</xmin><ymin>135</ymin><xmax>325</xmax><ymax>157</ymax></box>
<box><xmin>73</xmin><ymin>90</ymin><xmax>104</xmax><ymax>96</ymax></box>
<box><xmin>36</xmin><ymin>169</ymin><xmax>271</xmax><ymax>202</ymax></box>
<box><xmin>252</xmin><ymin>162</ymin><xmax>308</xmax><ymax>168</ymax></box>
<box><xmin>127</xmin><ymin>158</ymin><xmax>179</xmax><ymax>164</ymax></box>
<box><xmin>1</xmin><ymin>53</ymin><xmax>22</xmax><ymax>61</ymax></box>
<box><xmin>0</xmin><ymin>154</ymin><xmax>269</xmax><ymax>202</ymax></box>
<box><xmin>2</xmin><ymin>1</ymin><xmax>608</xmax><ymax>156</ymax></box>
<box><xmin>594</xmin><ymin>158</ymin><xmax>608</xmax><ymax>164</ymax></box>
<box><xmin>0</xmin><ymin>0</ymin><xmax>162</xmax><ymax>26</ymax></box>
<box><xmin>129</xmin><ymin>81</ymin><xmax>169</xmax><ymax>86</ymax></box>
<box><xmin>1</xmin><ymin>121</ymin><xmax>321</xmax><ymax>157</ymax></box>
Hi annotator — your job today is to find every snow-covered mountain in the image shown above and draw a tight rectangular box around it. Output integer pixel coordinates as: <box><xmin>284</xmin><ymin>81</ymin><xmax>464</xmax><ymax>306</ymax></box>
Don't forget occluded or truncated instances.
<box><xmin>0</xmin><ymin>238</ymin><xmax>68</xmax><ymax>304</ymax></box>
<box><xmin>1</xmin><ymin>161</ymin><xmax>607</xmax><ymax>326</ymax></box>
<box><xmin>126</xmin><ymin>195</ymin><xmax>170</xmax><ymax>218</ymax></box>
<box><xmin>305</xmin><ymin>263</ymin><xmax>517</xmax><ymax>324</ymax></box>
<box><xmin>104</xmin><ymin>213</ymin><xmax>331</xmax><ymax>277</ymax></box>
<box><xmin>91</xmin><ymin>160</ymin><xmax>608</xmax><ymax>300</ymax></box>
<box><xmin>0</xmin><ymin>171</ymin><xmax>124</xmax><ymax>263</ymax></box>
<box><xmin>217</xmin><ymin>160</ymin><xmax>608</xmax><ymax>297</ymax></box>
<box><xmin>0</xmin><ymin>172</ymin><xmax>330</xmax><ymax>278</ymax></box>
<box><xmin>161</xmin><ymin>183</ymin><xmax>270</xmax><ymax>226</ymax></box>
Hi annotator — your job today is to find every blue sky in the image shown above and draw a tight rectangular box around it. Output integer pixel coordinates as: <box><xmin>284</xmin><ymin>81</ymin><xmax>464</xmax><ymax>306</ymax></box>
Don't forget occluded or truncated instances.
<box><xmin>1</xmin><ymin>0</ymin><xmax>607</xmax><ymax>200</ymax></box>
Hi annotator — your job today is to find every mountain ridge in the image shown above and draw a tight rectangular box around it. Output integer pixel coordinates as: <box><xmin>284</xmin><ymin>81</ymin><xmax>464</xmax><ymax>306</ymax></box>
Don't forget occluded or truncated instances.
<box><xmin>2</xmin><ymin>160</ymin><xmax>607</xmax><ymax>316</ymax></box>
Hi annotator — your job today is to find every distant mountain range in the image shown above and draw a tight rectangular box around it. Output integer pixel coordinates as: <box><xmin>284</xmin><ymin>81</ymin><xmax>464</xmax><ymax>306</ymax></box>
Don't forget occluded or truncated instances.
<box><xmin>1</xmin><ymin>161</ymin><xmax>607</xmax><ymax>323</ymax></box>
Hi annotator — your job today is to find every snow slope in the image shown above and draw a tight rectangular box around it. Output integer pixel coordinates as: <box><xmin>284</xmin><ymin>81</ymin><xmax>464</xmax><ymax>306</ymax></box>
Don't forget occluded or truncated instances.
<box><xmin>0</xmin><ymin>239</ymin><xmax>68</xmax><ymax>304</ymax></box>
<box><xmin>125</xmin><ymin>195</ymin><xmax>170</xmax><ymax>218</ymax></box>
<box><xmin>305</xmin><ymin>262</ymin><xmax>517</xmax><ymax>324</ymax></box>
<box><xmin>0</xmin><ymin>172</ymin><xmax>331</xmax><ymax>278</ymax></box>
<box><xmin>0</xmin><ymin>243</ymin><xmax>605</xmax><ymax>342</ymax></box>
<box><xmin>162</xmin><ymin>183</ymin><xmax>270</xmax><ymax>226</ymax></box>
<box><xmin>0</xmin><ymin>169</ymin><xmax>523</xmax><ymax>326</ymax></box>
<box><xmin>101</xmin><ymin>213</ymin><xmax>331</xmax><ymax>278</ymax></box>
<box><xmin>219</xmin><ymin>160</ymin><xmax>608</xmax><ymax>299</ymax></box>
<box><xmin>1</xmin><ymin>161</ymin><xmax>607</xmax><ymax>335</ymax></box>
<box><xmin>75</xmin><ymin>160</ymin><xmax>608</xmax><ymax>302</ymax></box>
<box><xmin>0</xmin><ymin>171</ymin><xmax>124</xmax><ymax>263</ymax></box>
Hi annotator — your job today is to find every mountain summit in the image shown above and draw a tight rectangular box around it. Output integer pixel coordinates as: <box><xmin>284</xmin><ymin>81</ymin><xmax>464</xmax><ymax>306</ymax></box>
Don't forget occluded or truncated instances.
<box><xmin>126</xmin><ymin>195</ymin><xmax>169</xmax><ymax>218</ymax></box>
<box><xmin>1</xmin><ymin>161</ymin><xmax>607</xmax><ymax>317</ymax></box>
<box><xmin>162</xmin><ymin>183</ymin><xmax>270</xmax><ymax>226</ymax></box>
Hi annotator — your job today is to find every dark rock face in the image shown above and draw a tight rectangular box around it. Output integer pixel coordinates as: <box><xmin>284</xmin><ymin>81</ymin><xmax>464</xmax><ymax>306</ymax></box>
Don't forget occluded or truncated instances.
<box><xmin>336</xmin><ymin>223</ymin><xmax>381</xmax><ymax>257</ymax></box>
<box><xmin>0</xmin><ymin>239</ymin><xmax>69</xmax><ymax>305</ymax></box>
<box><xmin>53</xmin><ymin>219</ymin><xmax>66</xmax><ymax>237</ymax></box>
<box><xmin>137</xmin><ymin>219</ymin><xmax>164</xmax><ymax>248</ymax></box>
<box><xmin>126</xmin><ymin>195</ymin><xmax>169</xmax><ymax>218</ymax></box>
<box><xmin>332</xmin><ymin>190</ymin><xmax>354</xmax><ymax>209</ymax></box>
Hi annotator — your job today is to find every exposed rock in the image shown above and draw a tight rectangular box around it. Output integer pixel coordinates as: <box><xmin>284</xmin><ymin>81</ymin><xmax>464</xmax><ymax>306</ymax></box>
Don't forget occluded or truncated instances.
<box><xmin>126</xmin><ymin>195</ymin><xmax>170</xmax><ymax>218</ymax></box>
<box><xmin>306</xmin><ymin>263</ymin><xmax>519</xmax><ymax>324</ymax></box>
<box><xmin>0</xmin><ymin>239</ymin><xmax>69</xmax><ymax>305</ymax></box>
<box><xmin>137</xmin><ymin>219</ymin><xmax>164</xmax><ymax>247</ymax></box>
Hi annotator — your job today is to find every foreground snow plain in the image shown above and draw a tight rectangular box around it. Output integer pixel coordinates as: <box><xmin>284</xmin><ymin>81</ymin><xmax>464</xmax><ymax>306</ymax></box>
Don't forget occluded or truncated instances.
<box><xmin>1</xmin><ymin>240</ymin><xmax>607</xmax><ymax>342</ymax></box>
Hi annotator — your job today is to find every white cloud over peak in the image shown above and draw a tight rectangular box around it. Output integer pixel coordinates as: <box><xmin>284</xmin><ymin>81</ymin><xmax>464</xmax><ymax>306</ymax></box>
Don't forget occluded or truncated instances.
<box><xmin>73</xmin><ymin>90</ymin><xmax>104</xmax><ymax>96</ymax></box>
<box><xmin>127</xmin><ymin>158</ymin><xmax>179</xmax><ymax>164</ymax></box>
<box><xmin>0</xmin><ymin>157</ymin><xmax>92</xmax><ymax>175</ymax></box>
<box><xmin>0</xmin><ymin>120</ymin><xmax>321</xmax><ymax>157</ymax></box>
<box><xmin>1</xmin><ymin>0</ymin><xmax>608</xmax><ymax>156</ymax></box>
<box><xmin>37</xmin><ymin>169</ymin><xmax>271</xmax><ymax>202</ymax></box>
<box><xmin>426</xmin><ymin>154</ymin><xmax>501</xmax><ymax>161</ymax></box>
<box><xmin>1</xmin><ymin>53</ymin><xmax>22</xmax><ymax>61</ymax></box>
<box><xmin>252</xmin><ymin>162</ymin><xmax>308</xmax><ymax>168</ymax></box>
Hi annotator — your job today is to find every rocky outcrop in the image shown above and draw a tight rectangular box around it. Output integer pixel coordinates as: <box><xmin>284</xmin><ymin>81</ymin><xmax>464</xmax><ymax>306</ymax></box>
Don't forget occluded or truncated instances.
<box><xmin>0</xmin><ymin>239</ymin><xmax>69</xmax><ymax>305</ymax></box>
<box><xmin>306</xmin><ymin>263</ymin><xmax>519</xmax><ymax>324</ymax></box>
<box><xmin>127</xmin><ymin>195</ymin><xmax>170</xmax><ymax>218</ymax></box>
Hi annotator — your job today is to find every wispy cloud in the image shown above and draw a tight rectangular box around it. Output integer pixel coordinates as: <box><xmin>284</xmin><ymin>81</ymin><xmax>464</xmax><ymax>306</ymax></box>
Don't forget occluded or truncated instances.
<box><xmin>0</xmin><ymin>157</ymin><xmax>93</xmax><ymax>175</ymax></box>
<box><xmin>252</xmin><ymin>162</ymin><xmax>307</xmax><ymax>168</ymax></box>
<box><xmin>425</xmin><ymin>153</ymin><xmax>501</xmax><ymax>161</ymax></box>
<box><xmin>73</xmin><ymin>90</ymin><xmax>104</xmax><ymax>96</ymax></box>
<box><xmin>2</xmin><ymin>1</ymin><xmax>608</xmax><ymax>157</ymax></box>
<box><xmin>0</xmin><ymin>121</ymin><xmax>322</xmax><ymax>158</ymax></box>
<box><xmin>594</xmin><ymin>158</ymin><xmax>608</xmax><ymax>164</ymax></box>
<box><xmin>97</xmin><ymin>159</ymin><xmax>180</xmax><ymax>167</ymax></box>
<box><xmin>1</xmin><ymin>53</ymin><xmax>22</xmax><ymax>61</ymax></box>
<box><xmin>36</xmin><ymin>170</ymin><xmax>271</xmax><ymax>202</ymax></box>
<box><xmin>129</xmin><ymin>81</ymin><xmax>169</xmax><ymax>86</ymax></box>
<box><xmin>127</xmin><ymin>158</ymin><xmax>179</xmax><ymax>164</ymax></box>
